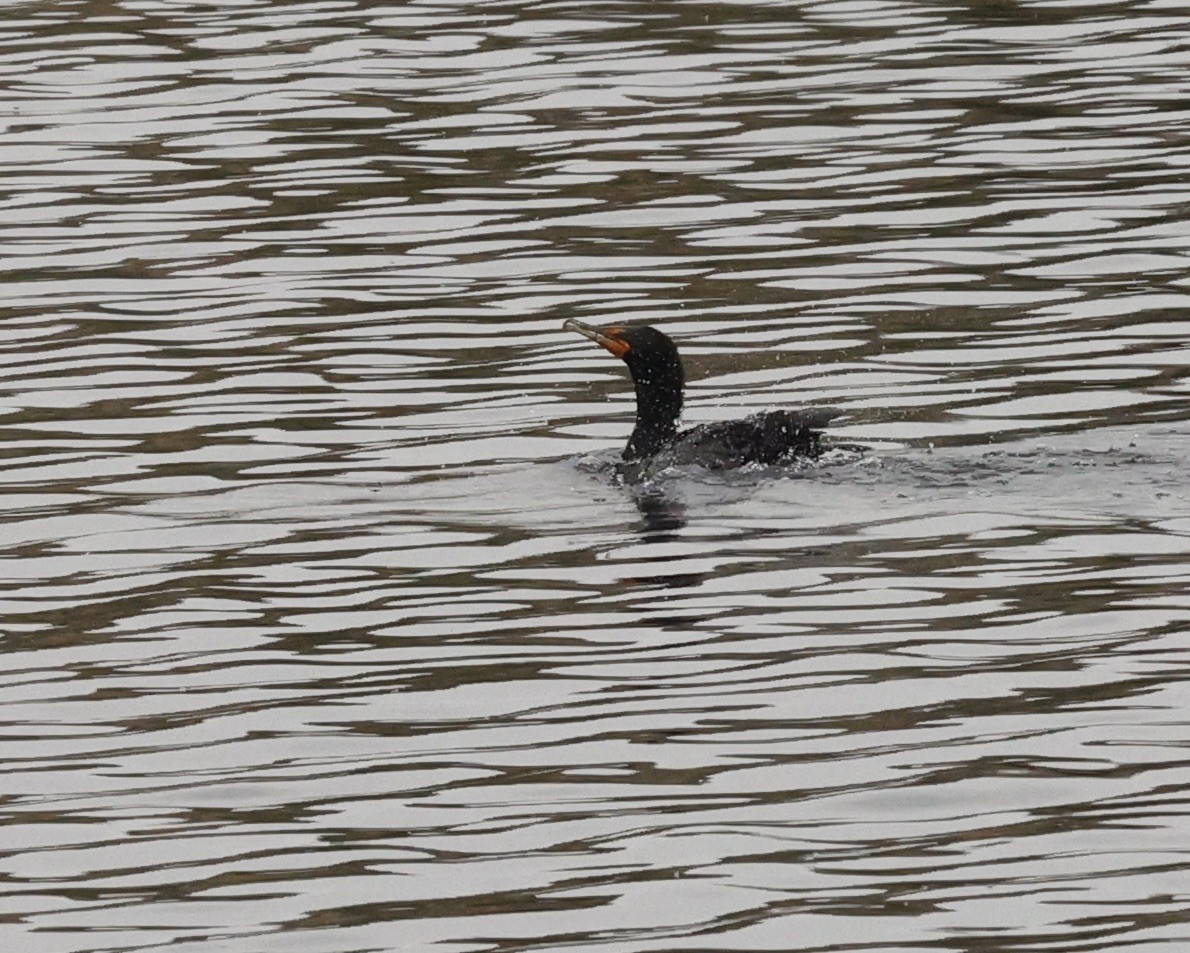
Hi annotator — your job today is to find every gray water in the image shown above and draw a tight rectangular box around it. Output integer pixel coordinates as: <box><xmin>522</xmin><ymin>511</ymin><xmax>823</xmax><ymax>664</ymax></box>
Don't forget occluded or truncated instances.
<box><xmin>1</xmin><ymin>2</ymin><xmax>1188</xmax><ymax>951</ymax></box>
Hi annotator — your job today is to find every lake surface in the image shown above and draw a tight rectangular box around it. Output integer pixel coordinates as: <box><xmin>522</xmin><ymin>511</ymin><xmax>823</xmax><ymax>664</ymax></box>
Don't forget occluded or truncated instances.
<box><xmin>1</xmin><ymin>2</ymin><xmax>1188</xmax><ymax>951</ymax></box>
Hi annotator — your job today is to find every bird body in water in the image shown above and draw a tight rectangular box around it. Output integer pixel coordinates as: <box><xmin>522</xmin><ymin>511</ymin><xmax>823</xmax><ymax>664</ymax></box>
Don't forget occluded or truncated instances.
<box><xmin>564</xmin><ymin>319</ymin><xmax>837</xmax><ymax>473</ymax></box>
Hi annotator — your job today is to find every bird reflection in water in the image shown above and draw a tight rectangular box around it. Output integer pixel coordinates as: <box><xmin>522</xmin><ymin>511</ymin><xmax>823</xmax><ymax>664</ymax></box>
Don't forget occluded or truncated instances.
<box><xmin>624</xmin><ymin>485</ymin><xmax>709</xmax><ymax>591</ymax></box>
<box><xmin>632</xmin><ymin>484</ymin><xmax>686</xmax><ymax>540</ymax></box>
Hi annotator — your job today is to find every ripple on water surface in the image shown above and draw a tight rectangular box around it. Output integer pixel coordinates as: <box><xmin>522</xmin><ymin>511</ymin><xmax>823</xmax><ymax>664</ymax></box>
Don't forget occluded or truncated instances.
<box><xmin>1</xmin><ymin>2</ymin><xmax>1189</xmax><ymax>952</ymax></box>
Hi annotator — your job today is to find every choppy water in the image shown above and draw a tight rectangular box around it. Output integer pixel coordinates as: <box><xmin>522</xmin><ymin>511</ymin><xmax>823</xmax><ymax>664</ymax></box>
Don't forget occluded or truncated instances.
<box><xmin>2</xmin><ymin>2</ymin><xmax>1188</xmax><ymax>951</ymax></box>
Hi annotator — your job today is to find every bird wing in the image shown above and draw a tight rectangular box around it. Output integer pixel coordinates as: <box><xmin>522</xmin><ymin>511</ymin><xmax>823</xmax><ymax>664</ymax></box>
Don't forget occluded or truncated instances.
<box><xmin>665</xmin><ymin>409</ymin><xmax>837</xmax><ymax>468</ymax></box>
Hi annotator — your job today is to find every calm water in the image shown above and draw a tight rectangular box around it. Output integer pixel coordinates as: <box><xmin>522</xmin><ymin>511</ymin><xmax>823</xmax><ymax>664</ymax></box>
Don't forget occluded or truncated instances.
<box><xmin>2</xmin><ymin>2</ymin><xmax>1188</xmax><ymax>951</ymax></box>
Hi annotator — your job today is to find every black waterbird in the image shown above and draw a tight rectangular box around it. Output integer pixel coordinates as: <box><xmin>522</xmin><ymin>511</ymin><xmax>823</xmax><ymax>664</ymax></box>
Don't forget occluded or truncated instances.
<box><xmin>564</xmin><ymin>319</ymin><xmax>838</xmax><ymax>472</ymax></box>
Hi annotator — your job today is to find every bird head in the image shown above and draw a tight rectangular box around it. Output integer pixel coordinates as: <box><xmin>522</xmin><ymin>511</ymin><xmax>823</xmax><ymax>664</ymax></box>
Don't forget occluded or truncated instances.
<box><xmin>562</xmin><ymin>320</ymin><xmax>681</xmax><ymax>387</ymax></box>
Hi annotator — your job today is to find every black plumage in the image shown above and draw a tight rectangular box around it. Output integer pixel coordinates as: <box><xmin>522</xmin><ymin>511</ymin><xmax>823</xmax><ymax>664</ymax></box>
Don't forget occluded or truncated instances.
<box><xmin>564</xmin><ymin>319</ymin><xmax>836</xmax><ymax>470</ymax></box>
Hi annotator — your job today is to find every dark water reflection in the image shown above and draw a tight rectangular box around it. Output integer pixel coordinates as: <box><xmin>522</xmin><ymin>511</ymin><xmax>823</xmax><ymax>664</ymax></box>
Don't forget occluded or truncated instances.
<box><xmin>2</xmin><ymin>1</ymin><xmax>1188</xmax><ymax>951</ymax></box>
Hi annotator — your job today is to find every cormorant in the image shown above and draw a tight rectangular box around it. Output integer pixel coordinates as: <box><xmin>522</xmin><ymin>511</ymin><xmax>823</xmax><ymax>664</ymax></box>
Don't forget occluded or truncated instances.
<box><xmin>564</xmin><ymin>319</ymin><xmax>837</xmax><ymax>471</ymax></box>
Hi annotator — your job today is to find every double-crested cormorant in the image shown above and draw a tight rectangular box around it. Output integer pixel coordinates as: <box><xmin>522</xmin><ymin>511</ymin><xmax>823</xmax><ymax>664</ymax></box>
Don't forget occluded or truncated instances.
<box><xmin>564</xmin><ymin>319</ymin><xmax>837</xmax><ymax>470</ymax></box>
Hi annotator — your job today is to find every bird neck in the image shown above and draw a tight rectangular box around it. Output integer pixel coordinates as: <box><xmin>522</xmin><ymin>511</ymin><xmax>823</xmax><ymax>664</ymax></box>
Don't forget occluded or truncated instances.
<box><xmin>625</xmin><ymin>364</ymin><xmax>683</xmax><ymax>460</ymax></box>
